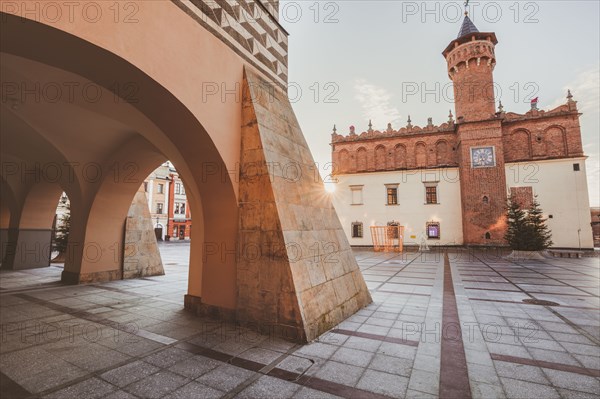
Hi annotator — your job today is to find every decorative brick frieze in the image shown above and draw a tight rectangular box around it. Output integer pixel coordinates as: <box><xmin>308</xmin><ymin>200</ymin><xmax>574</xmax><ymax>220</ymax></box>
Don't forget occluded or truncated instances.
<box><xmin>173</xmin><ymin>0</ymin><xmax>288</xmax><ymax>89</ymax></box>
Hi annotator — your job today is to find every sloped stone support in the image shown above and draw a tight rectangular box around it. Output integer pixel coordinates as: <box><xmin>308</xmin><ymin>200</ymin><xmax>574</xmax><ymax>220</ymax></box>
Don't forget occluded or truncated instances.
<box><xmin>123</xmin><ymin>188</ymin><xmax>165</xmax><ymax>279</ymax></box>
<box><xmin>237</xmin><ymin>67</ymin><xmax>372</xmax><ymax>342</ymax></box>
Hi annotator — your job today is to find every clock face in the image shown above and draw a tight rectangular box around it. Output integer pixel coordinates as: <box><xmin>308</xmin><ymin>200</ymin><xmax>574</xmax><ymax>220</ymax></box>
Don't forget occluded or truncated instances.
<box><xmin>470</xmin><ymin>147</ymin><xmax>495</xmax><ymax>168</ymax></box>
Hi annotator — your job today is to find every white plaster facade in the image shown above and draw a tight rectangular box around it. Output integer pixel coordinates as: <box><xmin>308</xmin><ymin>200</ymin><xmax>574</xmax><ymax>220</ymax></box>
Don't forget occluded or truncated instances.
<box><xmin>331</xmin><ymin>157</ymin><xmax>594</xmax><ymax>249</ymax></box>
<box><xmin>506</xmin><ymin>157</ymin><xmax>594</xmax><ymax>249</ymax></box>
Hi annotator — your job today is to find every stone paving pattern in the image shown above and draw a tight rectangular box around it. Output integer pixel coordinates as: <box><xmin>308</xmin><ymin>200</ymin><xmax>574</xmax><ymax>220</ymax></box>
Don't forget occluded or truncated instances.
<box><xmin>1</xmin><ymin>243</ymin><xmax>598</xmax><ymax>398</ymax></box>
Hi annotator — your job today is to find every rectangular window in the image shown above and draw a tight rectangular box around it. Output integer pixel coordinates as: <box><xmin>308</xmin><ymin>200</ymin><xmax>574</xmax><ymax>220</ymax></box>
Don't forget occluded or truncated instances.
<box><xmin>426</xmin><ymin>186</ymin><xmax>438</xmax><ymax>204</ymax></box>
<box><xmin>156</xmin><ymin>203</ymin><xmax>163</xmax><ymax>214</ymax></box>
<box><xmin>351</xmin><ymin>222</ymin><xmax>363</xmax><ymax>238</ymax></box>
<box><xmin>175</xmin><ymin>183</ymin><xmax>181</xmax><ymax>194</ymax></box>
<box><xmin>387</xmin><ymin>188</ymin><xmax>398</xmax><ymax>205</ymax></box>
<box><xmin>350</xmin><ymin>185</ymin><xmax>363</xmax><ymax>205</ymax></box>
<box><xmin>573</xmin><ymin>163</ymin><xmax>580</xmax><ymax>171</ymax></box>
<box><xmin>175</xmin><ymin>203</ymin><xmax>180</xmax><ymax>214</ymax></box>
<box><xmin>181</xmin><ymin>204</ymin><xmax>186</xmax><ymax>215</ymax></box>
<box><xmin>157</xmin><ymin>184</ymin><xmax>164</xmax><ymax>194</ymax></box>
<box><xmin>427</xmin><ymin>222</ymin><xmax>440</xmax><ymax>239</ymax></box>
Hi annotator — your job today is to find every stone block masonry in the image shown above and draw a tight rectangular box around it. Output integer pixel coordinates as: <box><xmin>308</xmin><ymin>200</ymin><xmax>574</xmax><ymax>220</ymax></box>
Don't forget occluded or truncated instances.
<box><xmin>237</xmin><ymin>67</ymin><xmax>372</xmax><ymax>342</ymax></box>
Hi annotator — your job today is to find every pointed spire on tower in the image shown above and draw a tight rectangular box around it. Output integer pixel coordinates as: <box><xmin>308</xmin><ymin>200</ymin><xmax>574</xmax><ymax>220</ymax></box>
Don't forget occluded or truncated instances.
<box><xmin>457</xmin><ymin>2</ymin><xmax>479</xmax><ymax>39</ymax></box>
<box><xmin>457</xmin><ymin>15</ymin><xmax>479</xmax><ymax>39</ymax></box>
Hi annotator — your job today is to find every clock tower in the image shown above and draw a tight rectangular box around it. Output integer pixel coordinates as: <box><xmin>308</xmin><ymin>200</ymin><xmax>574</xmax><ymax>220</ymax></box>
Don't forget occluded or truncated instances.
<box><xmin>443</xmin><ymin>13</ymin><xmax>507</xmax><ymax>245</ymax></box>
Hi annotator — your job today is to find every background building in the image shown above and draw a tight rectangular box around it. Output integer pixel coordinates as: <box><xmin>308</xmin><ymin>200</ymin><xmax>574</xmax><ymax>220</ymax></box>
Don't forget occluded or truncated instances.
<box><xmin>167</xmin><ymin>172</ymin><xmax>192</xmax><ymax>240</ymax></box>
<box><xmin>330</xmin><ymin>15</ymin><xmax>594</xmax><ymax>250</ymax></box>
<box><xmin>143</xmin><ymin>163</ymin><xmax>171</xmax><ymax>240</ymax></box>
<box><xmin>592</xmin><ymin>208</ymin><xmax>600</xmax><ymax>247</ymax></box>
<box><xmin>142</xmin><ymin>162</ymin><xmax>191</xmax><ymax>241</ymax></box>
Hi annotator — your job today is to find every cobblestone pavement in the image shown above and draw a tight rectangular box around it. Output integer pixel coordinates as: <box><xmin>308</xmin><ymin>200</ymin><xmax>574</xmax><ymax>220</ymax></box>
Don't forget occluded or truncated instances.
<box><xmin>1</xmin><ymin>244</ymin><xmax>598</xmax><ymax>398</ymax></box>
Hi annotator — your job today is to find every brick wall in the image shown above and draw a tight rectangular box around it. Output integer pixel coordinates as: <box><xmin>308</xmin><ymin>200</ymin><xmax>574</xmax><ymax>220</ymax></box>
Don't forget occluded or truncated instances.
<box><xmin>332</xmin><ymin>130</ymin><xmax>458</xmax><ymax>174</ymax></box>
<box><xmin>502</xmin><ymin>103</ymin><xmax>583</xmax><ymax>163</ymax></box>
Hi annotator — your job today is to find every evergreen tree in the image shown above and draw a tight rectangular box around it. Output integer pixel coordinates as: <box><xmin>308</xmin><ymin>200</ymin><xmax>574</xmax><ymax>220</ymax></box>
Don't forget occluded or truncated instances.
<box><xmin>505</xmin><ymin>194</ymin><xmax>531</xmax><ymax>250</ymax></box>
<box><xmin>505</xmin><ymin>194</ymin><xmax>553</xmax><ymax>251</ymax></box>
<box><xmin>526</xmin><ymin>196</ymin><xmax>553</xmax><ymax>250</ymax></box>
<box><xmin>53</xmin><ymin>202</ymin><xmax>71</xmax><ymax>254</ymax></box>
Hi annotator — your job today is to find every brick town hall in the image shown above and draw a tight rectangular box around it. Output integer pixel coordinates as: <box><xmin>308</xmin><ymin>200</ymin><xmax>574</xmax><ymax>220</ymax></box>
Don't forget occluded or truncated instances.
<box><xmin>330</xmin><ymin>14</ymin><xmax>594</xmax><ymax>249</ymax></box>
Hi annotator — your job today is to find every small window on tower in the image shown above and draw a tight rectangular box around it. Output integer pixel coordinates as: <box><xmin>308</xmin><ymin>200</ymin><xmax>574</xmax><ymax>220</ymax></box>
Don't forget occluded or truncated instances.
<box><xmin>573</xmin><ymin>163</ymin><xmax>580</xmax><ymax>171</ymax></box>
<box><xmin>485</xmin><ymin>232</ymin><xmax>491</xmax><ymax>240</ymax></box>
<box><xmin>483</xmin><ymin>196</ymin><xmax>489</xmax><ymax>204</ymax></box>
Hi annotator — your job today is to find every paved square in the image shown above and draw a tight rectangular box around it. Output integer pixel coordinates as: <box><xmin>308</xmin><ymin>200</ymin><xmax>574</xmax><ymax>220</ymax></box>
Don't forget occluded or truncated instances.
<box><xmin>1</xmin><ymin>243</ymin><xmax>598</xmax><ymax>398</ymax></box>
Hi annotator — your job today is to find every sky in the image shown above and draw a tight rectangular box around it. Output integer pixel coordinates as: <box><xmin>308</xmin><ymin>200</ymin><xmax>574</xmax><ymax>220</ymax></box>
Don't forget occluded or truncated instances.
<box><xmin>278</xmin><ymin>0</ymin><xmax>600</xmax><ymax>206</ymax></box>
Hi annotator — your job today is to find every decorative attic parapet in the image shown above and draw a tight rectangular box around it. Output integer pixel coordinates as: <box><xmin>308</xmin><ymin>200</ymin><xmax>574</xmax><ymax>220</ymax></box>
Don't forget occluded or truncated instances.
<box><xmin>331</xmin><ymin>119</ymin><xmax>455</xmax><ymax>143</ymax></box>
<box><xmin>501</xmin><ymin>91</ymin><xmax>580</xmax><ymax>124</ymax></box>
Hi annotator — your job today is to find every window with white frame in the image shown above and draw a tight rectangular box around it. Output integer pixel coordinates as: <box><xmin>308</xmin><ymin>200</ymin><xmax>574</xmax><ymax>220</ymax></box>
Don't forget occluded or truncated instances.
<box><xmin>385</xmin><ymin>184</ymin><xmax>399</xmax><ymax>205</ymax></box>
<box><xmin>350</xmin><ymin>185</ymin><xmax>363</xmax><ymax>205</ymax></box>
<box><xmin>424</xmin><ymin>182</ymin><xmax>439</xmax><ymax>204</ymax></box>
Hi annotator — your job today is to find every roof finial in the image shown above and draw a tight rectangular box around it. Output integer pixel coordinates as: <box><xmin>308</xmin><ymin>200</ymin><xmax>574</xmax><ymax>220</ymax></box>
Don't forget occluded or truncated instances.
<box><xmin>448</xmin><ymin>110</ymin><xmax>454</xmax><ymax>123</ymax></box>
<box><xmin>368</xmin><ymin>119</ymin><xmax>373</xmax><ymax>132</ymax></box>
<box><xmin>407</xmin><ymin>115</ymin><xmax>413</xmax><ymax>129</ymax></box>
<box><xmin>464</xmin><ymin>0</ymin><xmax>469</xmax><ymax>16</ymax></box>
<box><xmin>567</xmin><ymin>89</ymin><xmax>573</xmax><ymax>101</ymax></box>
<box><xmin>332</xmin><ymin>124</ymin><xmax>337</xmax><ymax>133</ymax></box>
<box><xmin>498</xmin><ymin>101</ymin><xmax>504</xmax><ymax>113</ymax></box>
